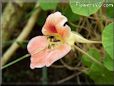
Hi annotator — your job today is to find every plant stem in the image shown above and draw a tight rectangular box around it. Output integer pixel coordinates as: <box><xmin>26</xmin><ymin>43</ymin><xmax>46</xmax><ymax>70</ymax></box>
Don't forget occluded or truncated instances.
<box><xmin>42</xmin><ymin>67</ymin><xmax>48</xmax><ymax>85</ymax></box>
<box><xmin>1</xmin><ymin>54</ymin><xmax>30</xmax><ymax>70</ymax></box>
<box><xmin>73</xmin><ymin>45</ymin><xmax>104</xmax><ymax>66</ymax></box>
<box><xmin>56</xmin><ymin>72</ymin><xmax>82</xmax><ymax>84</ymax></box>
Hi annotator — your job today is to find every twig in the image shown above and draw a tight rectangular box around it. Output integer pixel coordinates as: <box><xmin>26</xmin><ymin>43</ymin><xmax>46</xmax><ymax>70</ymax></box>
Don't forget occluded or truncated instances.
<box><xmin>1</xmin><ymin>3</ymin><xmax>41</xmax><ymax>66</ymax></box>
<box><xmin>68</xmin><ymin>21</ymin><xmax>86</xmax><ymax>29</ymax></box>
<box><xmin>77</xmin><ymin>17</ymin><xmax>86</xmax><ymax>32</ymax></box>
<box><xmin>93</xmin><ymin>13</ymin><xmax>104</xmax><ymax>31</ymax></box>
<box><xmin>1</xmin><ymin>2</ymin><xmax>34</xmax><ymax>47</ymax></box>
<box><xmin>56</xmin><ymin>72</ymin><xmax>82</xmax><ymax>84</ymax></box>
<box><xmin>51</xmin><ymin>65</ymin><xmax>65</xmax><ymax>68</ymax></box>
<box><xmin>1</xmin><ymin>54</ymin><xmax>30</xmax><ymax>70</ymax></box>
<box><xmin>77</xmin><ymin>75</ymin><xmax>81</xmax><ymax>85</ymax></box>
<box><xmin>60</xmin><ymin>59</ymin><xmax>86</xmax><ymax>71</ymax></box>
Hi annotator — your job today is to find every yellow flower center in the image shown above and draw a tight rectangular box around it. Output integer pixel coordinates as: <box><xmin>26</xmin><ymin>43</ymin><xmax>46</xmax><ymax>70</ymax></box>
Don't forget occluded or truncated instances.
<box><xmin>47</xmin><ymin>34</ymin><xmax>64</xmax><ymax>49</ymax></box>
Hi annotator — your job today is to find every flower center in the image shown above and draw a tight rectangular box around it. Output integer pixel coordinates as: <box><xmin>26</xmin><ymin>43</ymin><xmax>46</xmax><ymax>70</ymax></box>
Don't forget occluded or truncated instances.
<box><xmin>47</xmin><ymin>34</ymin><xmax>64</xmax><ymax>49</ymax></box>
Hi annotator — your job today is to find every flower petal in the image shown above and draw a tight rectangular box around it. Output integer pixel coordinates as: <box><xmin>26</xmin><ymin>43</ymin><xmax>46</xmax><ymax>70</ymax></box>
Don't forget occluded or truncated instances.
<box><xmin>27</xmin><ymin>36</ymin><xmax>48</xmax><ymax>53</ymax></box>
<box><xmin>27</xmin><ymin>36</ymin><xmax>71</xmax><ymax>69</ymax></box>
<box><xmin>46</xmin><ymin>44</ymin><xmax>71</xmax><ymax>67</ymax></box>
<box><xmin>56</xmin><ymin>24</ymin><xmax>71</xmax><ymax>40</ymax></box>
<box><xmin>42</xmin><ymin>11</ymin><xmax>71</xmax><ymax>38</ymax></box>
<box><xmin>27</xmin><ymin>36</ymin><xmax>48</xmax><ymax>69</ymax></box>
<box><xmin>30</xmin><ymin>49</ymin><xmax>50</xmax><ymax>69</ymax></box>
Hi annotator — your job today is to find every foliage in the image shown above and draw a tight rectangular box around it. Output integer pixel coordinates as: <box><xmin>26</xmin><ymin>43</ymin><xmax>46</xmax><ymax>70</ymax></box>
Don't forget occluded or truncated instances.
<box><xmin>102</xmin><ymin>23</ymin><xmax>114</xmax><ymax>59</ymax></box>
<box><xmin>106</xmin><ymin>4</ymin><xmax>114</xmax><ymax>18</ymax></box>
<box><xmin>82</xmin><ymin>48</ymin><xmax>100</xmax><ymax>67</ymax></box>
<box><xmin>88</xmin><ymin>63</ymin><xmax>114</xmax><ymax>84</ymax></box>
<box><xmin>82</xmin><ymin>49</ymin><xmax>114</xmax><ymax>84</ymax></box>
<box><xmin>39</xmin><ymin>0</ymin><xmax>59</xmax><ymax>10</ymax></box>
<box><xmin>69</xmin><ymin>0</ymin><xmax>103</xmax><ymax>16</ymax></box>
<box><xmin>58</xmin><ymin>4</ymin><xmax>80</xmax><ymax>22</ymax></box>
<box><xmin>103</xmin><ymin>53</ymin><xmax>114</xmax><ymax>71</ymax></box>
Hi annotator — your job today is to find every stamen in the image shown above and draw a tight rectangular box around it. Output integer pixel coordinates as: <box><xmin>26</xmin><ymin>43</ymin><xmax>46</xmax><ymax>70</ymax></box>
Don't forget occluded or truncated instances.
<box><xmin>48</xmin><ymin>44</ymin><xmax>51</xmax><ymax>49</ymax></box>
<box><xmin>53</xmin><ymin>39</ymin><xmax>60</xmax><ymax>42</ymax></box>
<box><xmin>48</xmin><ymin>36</ymin><xmax>54</xmax><ymax>39</ymax></box>
<box><xmin>47</xmin><ymin>35</ymin><xmax>63</xmax><ymax>49</ymax></box>
<box><xmin>48</xmin><ymin>43</ymin><xmax>56</xmax><ymax>49</ymax></box>
<box><xmin>74</xmin><ymin>42</ymin><xmax>77</xmax><ymax>45</ymax></box>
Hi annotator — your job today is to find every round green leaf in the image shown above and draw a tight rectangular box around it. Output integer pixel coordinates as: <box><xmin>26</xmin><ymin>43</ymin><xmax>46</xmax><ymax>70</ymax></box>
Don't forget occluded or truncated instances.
<box><xmin>103</xmin><ymin>53</ymin><xmax>114</xmax><ymax>71</ymax></box>
<box><xmin>106</xmin><ymin>5</ymin><xmax>114</xmax><ymax>18</ymax></box>
<box><xmin>69</xmin><ymin>0</ymin><xmax>103</xmax><ymax>16</ymax></box>
<box><xmin>39</xmin><ymin>0</ymin><xmax>59</xmax><ymax>10</ymax></box>
<box><xmin>102</xmin><ymin>23</ymin><xmax>114</xmax><ymax>59</ymax></box>
<box><xmin>88</xmin><ymin>63</ymin><xmax>114</xmax><ymax>84</ymax></box>
<box><xmin>82</xmin><ymin>48</ymin><xmax>100</xmax><ymax>67</ymax></box>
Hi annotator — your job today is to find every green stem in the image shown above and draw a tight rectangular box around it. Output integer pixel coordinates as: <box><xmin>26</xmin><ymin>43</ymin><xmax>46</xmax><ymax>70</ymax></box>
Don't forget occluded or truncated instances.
<box><xmin>42</xmin><ymin>67</ymin><xmax>48</xmax><ymax>85</ymax></box>
<box><xmin>74</xmin><ymin>45</ymin><xmax>104</xmax><ymax>67</ymax></box>
<box><xmin>1</xmin><ymin>54</ymin><xmax>30</xmax><ymax>70</ymax></box>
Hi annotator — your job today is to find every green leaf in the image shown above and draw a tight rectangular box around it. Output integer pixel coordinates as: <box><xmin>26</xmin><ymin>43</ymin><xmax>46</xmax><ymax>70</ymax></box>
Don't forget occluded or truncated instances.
<box><xmin>69</xmin><ymin>0</ymin><xmax>103</xmax><ymax>16</ymax></box>
<box><xmin>106</xmin><ymin>4</ymin><xmax>114</xmax><ymax>18</ymax></box>
<box><xmin>82</xmin><ymin>48</ymin><xmax>100</xmax><ymax>67</ymax></box>
<box><xmin>88</xmin><ymin>64</ymin><xmax>114</xmax><ymax>84</ymax></box>
<box><xmin>61</xmin><ymin>4</ymin><xmax>80</xmax><ymax>22</ymax></box>
<box><xmin>103</xmin><ymin>53</ymin><xmax>114</xmax><ymax>71</ymax></box>
<box><xmin>37</xmin><ymin>11</ymin><xmax>47</xmax><ymax>26</ymax></box>
<box><xmin>102</xmin><ymin>22</ymin><xmax>114</xmax><ymax>59</ymax></box>
<box><xmin>39</xmin><ymin>0</ymin><xmax>59</xmax><ymax>10</ymax></box>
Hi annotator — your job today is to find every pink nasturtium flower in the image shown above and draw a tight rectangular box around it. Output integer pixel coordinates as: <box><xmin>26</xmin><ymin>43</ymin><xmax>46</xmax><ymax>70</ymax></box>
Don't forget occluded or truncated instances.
<box><xmin>27</xmin><ymin>12</ymin><xmax>100</xmax><ymax>69</ymax></box>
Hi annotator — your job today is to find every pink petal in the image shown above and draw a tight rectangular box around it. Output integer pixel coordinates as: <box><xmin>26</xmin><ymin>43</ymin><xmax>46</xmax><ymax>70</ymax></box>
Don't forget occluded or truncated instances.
<box><xmin>30</xmin><ymin>49</ymin><xmax>50</xmax><ymax>69</ymax></box>
<box><xmin>28</xmin><ymin>41</ymin><xmax>71</xmax><ymax>69</ymax></box>
<box><xmin>46</xmin><ymin>44</ymin><xmax>71</xmax><ymax>67</ymax></box>
<box><xmin>42</xmin><ymin>12</ymin><xmax>71</xmax><ymax>38</ymax></box>
<box><xmin>27</xmin><ymin>36</ymin><xmax>48</xmax><ymax>53</ymax></box>
<box><xmin>56</xmin><ymin>24</ymin><xmax>71</xmax><ymax>40</ymax></box>
<box><xmin>27</xmin><ymin>36</ymin><xmax>48</xmax><ymax>69</ymax></box>
<box><xmin>30</xmin><ymin>44</ymin><xmax>71</xmax><ymax>69</ymax></box>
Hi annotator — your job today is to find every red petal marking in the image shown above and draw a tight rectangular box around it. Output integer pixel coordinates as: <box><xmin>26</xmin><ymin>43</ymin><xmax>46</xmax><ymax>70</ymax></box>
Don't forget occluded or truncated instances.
<box><xmin>46</xmin><ymin>44</ymin><xmax>71</xmax><ymax>67</ymax></box>
<box><xmin>49</xmin><ymin>25</ymin><xmax>57</xmax><ymax>33</ymax></box>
